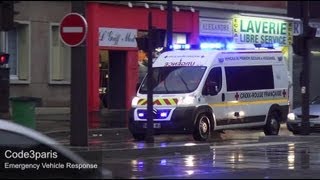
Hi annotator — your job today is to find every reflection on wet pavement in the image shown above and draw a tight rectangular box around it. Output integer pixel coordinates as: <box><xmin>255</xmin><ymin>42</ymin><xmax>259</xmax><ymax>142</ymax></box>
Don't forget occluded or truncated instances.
<box><xmin>103</xmin><ymin>141</ymin><xmax>320</xmax><ymax>179</ymax></box>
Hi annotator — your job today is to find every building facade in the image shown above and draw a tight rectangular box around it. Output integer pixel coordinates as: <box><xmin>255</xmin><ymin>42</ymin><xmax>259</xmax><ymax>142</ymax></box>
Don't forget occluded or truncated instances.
<box><xmin>2</xmin><ymin>1</ymin><xmax>71</xmax><ymax>107</ymax></box>
<box><xmin>6</xmin><ymin>1</ymin><xmax>318</xmax><ymax>116</ymax></box>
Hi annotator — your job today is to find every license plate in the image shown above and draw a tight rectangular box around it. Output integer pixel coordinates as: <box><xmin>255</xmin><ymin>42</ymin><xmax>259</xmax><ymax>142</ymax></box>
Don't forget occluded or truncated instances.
<box><xmin>143</xmin><ymin>123</ymin><xmax>161</xmax><ymax>128</ymax></box>
<box><xmin>297</xmin><ymin>123</ymin><xmax>314</xmax><ymax>127</ymax></box>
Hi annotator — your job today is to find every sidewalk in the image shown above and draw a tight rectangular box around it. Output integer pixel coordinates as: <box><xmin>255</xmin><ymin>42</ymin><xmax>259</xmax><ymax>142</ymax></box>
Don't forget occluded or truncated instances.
<box><xmin>34</xmin><ymin>108</ymin><xmax>132</xmax><ymax>146</ymax></box>
<box><xmin>35</xmin><ymin>107</ymin><xmax>128</xmax><ymax>132</ymax></box>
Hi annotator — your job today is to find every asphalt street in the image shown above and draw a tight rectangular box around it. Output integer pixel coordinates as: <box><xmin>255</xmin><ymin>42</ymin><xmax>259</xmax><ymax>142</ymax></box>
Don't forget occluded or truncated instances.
<box><xmin>32</xmin><ymin>117</ymin><xmax>320</xmax><ymax>179</ymax></box>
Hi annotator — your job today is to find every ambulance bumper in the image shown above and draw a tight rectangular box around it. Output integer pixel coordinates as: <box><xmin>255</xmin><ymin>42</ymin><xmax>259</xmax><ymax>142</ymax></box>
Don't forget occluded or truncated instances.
<box><xmin>128</xmin><ymin>107</ymin><xmax>196</xmax><ymax>134</ymax></box>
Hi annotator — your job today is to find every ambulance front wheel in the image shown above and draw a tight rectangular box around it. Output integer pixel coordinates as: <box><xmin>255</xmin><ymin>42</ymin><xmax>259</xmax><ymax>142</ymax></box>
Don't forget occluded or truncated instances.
<box><xmin>264</xmin><ymin>111</ymin><xmax>280</xmax><ymax>135</ymax></box>
<box><xmin>193</xmin><ymin>114</ymin><xmax>211</xmax><ymax>141</ymax></box>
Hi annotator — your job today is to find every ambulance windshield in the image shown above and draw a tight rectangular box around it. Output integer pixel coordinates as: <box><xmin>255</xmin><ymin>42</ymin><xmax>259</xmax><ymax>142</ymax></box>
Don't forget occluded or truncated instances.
<box><xmin>139</xmin><ymin>66</ymin><xmax>207</xmax><ymax>94</ymax></box>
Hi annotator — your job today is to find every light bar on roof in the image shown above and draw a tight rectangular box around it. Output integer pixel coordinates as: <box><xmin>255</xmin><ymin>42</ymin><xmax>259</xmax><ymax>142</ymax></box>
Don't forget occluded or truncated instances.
<box><xmin>170</xmin><ymin>44</ymin><xmax>191</xmax><ymax>50</ymax></box>
<box><xmin>200</xmin><ymin>43</ymin><xmax>224</xmax><ymax>50</ymax></box>
<box><xmin>226</xmin><ymin>43</ymin><xmax>256</xmax><ymax>50</ymax></box>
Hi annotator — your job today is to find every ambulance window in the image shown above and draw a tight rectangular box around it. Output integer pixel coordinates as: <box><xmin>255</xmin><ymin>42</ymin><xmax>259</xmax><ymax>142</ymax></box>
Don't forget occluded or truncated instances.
<box><xmin>203</xmin><ymin>67</ymin><xmax>222</xmax><ymax>94</ymax></box>
<box><xmin>225</xmin><ymin>65</ymin><xmax>274</xmax><ymax>91</ymax></box>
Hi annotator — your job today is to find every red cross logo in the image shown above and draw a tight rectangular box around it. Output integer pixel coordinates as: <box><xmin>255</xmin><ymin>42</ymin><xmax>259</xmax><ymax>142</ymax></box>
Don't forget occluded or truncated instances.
<box><xmin>282</xmin><ymin>89</ymin><xmax>286</xmax><ymax>97</ymax></box>
<box><xmin>235</xmin><ymin>92</ymin><xmax>239</xmax><ymax>100</ymax></box>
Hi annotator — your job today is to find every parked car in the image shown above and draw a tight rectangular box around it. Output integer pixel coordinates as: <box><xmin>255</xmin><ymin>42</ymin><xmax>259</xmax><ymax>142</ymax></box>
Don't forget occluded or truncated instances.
<box><xmin>0</xmin><ymin>119</ymin><xmax>112</xmax><ymax>179</ymax></box>
<box><xmin>287</xmin><ymin>96</ymin><xmax>320</xmax><ymax>134</ymax></box>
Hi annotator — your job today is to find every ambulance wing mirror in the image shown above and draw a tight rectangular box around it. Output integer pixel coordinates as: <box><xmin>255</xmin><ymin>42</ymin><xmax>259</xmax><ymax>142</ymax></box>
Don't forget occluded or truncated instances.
<box><xmin>136</xmin><ymin>82</ymin><xmax>141</xmax><ymax>92</ymax></box>
<box><xmin>203</xmin><ymin>81</ymin><xmax>219</xmax><ymax>96</ymax></box>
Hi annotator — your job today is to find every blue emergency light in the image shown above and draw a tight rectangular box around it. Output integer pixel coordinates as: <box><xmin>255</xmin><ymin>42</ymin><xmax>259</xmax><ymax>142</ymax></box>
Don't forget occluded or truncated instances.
<box><xmin>226</xmin><ymin>43</ymin><xmax>236</xmax><ymax>50</ymax></box>
<box><xmin>200</xmin><ymin>43</ymin><xmax>224</xmax><ymax>50</ymax></box>
<box><xmin>137</xmin><ymin>109</ymin><xmax>171</xmax><ymax>119</ymax></box>
<box><xmin>169</xmin><ymin>44</ymin><xmax>191</xmax><ymax>50</ymax></box>
<box><xmin>168</xmin><ymin>42</ymin><xmax>281</xmax><ymax>51</ymax></box>
<box><xmin>254</xmin><ymin>43</ymin><xmax>280</xmax><ymax>49</ymax></box>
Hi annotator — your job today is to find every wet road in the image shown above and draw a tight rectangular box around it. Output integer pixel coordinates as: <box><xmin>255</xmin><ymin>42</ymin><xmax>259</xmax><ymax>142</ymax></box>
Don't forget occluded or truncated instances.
<box><xmin>102</xmin><ymin>140</ymin><xmax>318</xmax><ymax>179</ymax></box>
<box><xmin>37</xmin><ymin>120</ymin><xmax>320</xmax><ymax>179</ymax></box>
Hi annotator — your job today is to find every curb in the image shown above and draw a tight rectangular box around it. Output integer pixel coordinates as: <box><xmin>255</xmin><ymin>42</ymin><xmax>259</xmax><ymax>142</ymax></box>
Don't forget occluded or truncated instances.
<box><xmin>259</xmin><ymin>135</ymin><xmax>320</xmax><ymax>142</ymax></box>
<box><xmin>44</xmin><ymin>128</ymin><xmax>132</xmax><ymax>143</ymax></box>
<box><xmin>44</xmin><ymin>128</ymin><xmax>130</xmax><ymax>135</ymax></box>
<box><xmin>35</xmin><ymin>107</ymin><xmax>70</xmax><ymax>115</ymax></box>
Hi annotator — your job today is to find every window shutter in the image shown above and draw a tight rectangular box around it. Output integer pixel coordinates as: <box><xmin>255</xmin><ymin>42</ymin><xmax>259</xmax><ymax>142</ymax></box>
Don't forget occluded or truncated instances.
<box><xmin>51</xmin><ymin>26</ymin><xmax>64</xmax><ymax>81</ymax></box>
<box><xmin>17</xmin><ymin>24</ymin><xmax>29</xmax><ymax>80</ymax></box>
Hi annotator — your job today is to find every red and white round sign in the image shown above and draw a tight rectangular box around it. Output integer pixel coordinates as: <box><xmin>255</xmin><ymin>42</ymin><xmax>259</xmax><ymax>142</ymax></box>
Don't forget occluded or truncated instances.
<box><xmin>59</xmin><ymin>13</ymin><xmax>88</xmax><ymax>47</ymax></box>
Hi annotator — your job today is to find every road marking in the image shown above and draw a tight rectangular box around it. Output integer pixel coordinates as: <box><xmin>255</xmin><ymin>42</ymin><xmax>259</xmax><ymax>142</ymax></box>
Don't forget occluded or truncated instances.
<box><xmin>63</xmin><ymin>27</ymin><xmax>83</xmax><ymax>33</ymax></box>
<box><xmin>210</xmin><ymin>141</ymin><xmax>303</xmax><ymax>149</ymax></box>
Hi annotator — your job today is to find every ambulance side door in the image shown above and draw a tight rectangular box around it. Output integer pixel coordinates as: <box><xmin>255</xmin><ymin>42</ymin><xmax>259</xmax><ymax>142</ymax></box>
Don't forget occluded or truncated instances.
<box><xmin>202</xmin><ymin>67</ymin><xmax>225</xmax><ymax>124</ymax></box>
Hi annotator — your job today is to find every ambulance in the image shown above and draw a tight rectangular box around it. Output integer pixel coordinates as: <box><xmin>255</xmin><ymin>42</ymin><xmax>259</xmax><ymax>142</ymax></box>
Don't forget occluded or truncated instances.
<box><xmin>129</xmin><ymin>43</ymin><xmax>290</xmax><ymax>141</ymax></box>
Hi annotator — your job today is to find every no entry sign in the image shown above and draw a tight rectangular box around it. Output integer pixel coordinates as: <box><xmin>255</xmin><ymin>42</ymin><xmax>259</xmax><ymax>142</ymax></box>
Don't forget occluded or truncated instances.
<box><xmin>59</xmin><ymin>13</ymin><xmax>88</xmax><ymax>47</ymax></box>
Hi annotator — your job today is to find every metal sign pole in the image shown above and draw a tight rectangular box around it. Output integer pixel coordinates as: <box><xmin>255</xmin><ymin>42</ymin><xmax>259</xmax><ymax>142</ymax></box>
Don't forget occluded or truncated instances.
<box><xmin>166</xmin><ymin>1</ymin><xmax>173</xmax><ymax>51</ymax></box>
<box><xmin>145</xmin><ymin>11</ymin><xmax>154</xmax><ymax>143</ymax></box>
<box><xmin>300</xmin><ymin>1</ymin><xmax>310</xmax><ymax>135</ymax></box>
<box><xmin>70</xmin><ymin>1</ymin><xmax>88</xmax><ymax>146</ymax></box>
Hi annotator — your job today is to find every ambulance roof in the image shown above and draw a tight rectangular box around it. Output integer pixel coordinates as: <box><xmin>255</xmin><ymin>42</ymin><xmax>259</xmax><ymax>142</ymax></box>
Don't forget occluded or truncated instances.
<box><xmin>153</xmin><ymin>49</ymin><xmax>284</xmax><ymax>68</ymax></box>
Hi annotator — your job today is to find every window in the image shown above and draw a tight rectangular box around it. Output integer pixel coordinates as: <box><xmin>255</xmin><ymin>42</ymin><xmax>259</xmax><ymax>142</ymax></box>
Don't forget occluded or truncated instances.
<box><xmin>202</xmin><ymin>67</ymin><xmax>222</xmax><ymax>94</ymax></box>
<box><xmin>163</xmin><ymin>33</ymin><xmax>187</xmax><ymax>46</ymax></box>
<box><xmin>49</xmin><ymin>23</ymin><xmax>71</xmax><ymax>84</ymax></box>
<box><xmin>139</xmin><ymin>66</ymin><xmax>207</xmax><ymax>94</ymax></box>
<box><xmin>6</xmin><ymin>21</ymin><xmax>31</xmax><ymax>82</ymax></box>
<box><xmin>225</xmin><ymin>65</ymin><xmax>274</xmax><ymax>91</ymax></box>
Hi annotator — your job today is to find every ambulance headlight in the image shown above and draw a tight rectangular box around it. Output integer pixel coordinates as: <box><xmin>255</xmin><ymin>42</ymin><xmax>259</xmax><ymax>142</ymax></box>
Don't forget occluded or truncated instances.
<box><xmin>287</xmin><ymin>113</ymin><xmax>296</xmax><ymax>121</ymax></box>
<box><xmin>131</xmin><ymin>97</ymin><xmax>140</xmax><ymax>107</ymax></box>
<box><xmin>178</xmin><ymin>95</ymin><xmax>196</xmax><ymax>106</ymax></box>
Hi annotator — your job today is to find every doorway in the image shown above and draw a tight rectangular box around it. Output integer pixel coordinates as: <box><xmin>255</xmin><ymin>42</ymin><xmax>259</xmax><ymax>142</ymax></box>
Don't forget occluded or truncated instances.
<box><xmin>99</xmin><ymin>50</ymin><xmax>127</xmax><ymax>109</ymax></box>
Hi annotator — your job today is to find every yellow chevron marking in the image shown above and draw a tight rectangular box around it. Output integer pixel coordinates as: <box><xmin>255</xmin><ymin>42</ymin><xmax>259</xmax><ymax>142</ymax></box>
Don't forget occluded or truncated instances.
<box><xmin>158</xmin><ymin>99</ymin><xmax>166</xmax><ymax>105</ymax></box>
<box><xmin>168</xmin><ymin>98</ymin><xmax>177</xmax><ymax>105</ymax></box>
<box><xmin>138</xmin><ymin>99</ymin><xmax>147</xmax><ymax>105</ymax></box>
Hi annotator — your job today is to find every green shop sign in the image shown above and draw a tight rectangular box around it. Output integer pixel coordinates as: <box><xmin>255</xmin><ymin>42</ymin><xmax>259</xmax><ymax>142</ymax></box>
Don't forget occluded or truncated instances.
<box><xmin>232</xmin><ymin>16</ymin><xmax>293</xmax><ymax>45</ymax></box>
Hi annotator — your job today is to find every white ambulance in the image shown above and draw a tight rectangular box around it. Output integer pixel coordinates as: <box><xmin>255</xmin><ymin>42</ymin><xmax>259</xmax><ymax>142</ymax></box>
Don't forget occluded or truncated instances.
<box><xmin>129</xmin><ymin>44</ymin><xmax>290</xmax><ymax>141</ymax></box>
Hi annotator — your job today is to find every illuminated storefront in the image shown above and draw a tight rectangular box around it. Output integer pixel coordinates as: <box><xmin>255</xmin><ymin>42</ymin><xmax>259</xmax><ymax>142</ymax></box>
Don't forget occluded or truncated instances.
<box><xmin>86</xmin><ymin>2</ymin><xmax>199</xmax><ymax>113</ymax></box>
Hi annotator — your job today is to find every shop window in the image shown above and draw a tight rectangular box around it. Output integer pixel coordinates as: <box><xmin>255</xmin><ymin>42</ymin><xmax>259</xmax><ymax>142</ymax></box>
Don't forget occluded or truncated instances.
<box><xmin>6</xmin><ymin>21</ymin><xmax>31</xmax><ymax>83</ymax></box>
<box><xmin>173</xmin><ymin>33</ymin><xmax>187</xmax><ymax>44</ymax></box>
<box><xmin>99</xmin><ymin>50</ymin><xmax>109</xmax><ymax>91</ymax></box>
<box><xmin>136</xmin><ymin>31</ymin><xmax>187</xmax><ymax>83</ymax></box>
<box><xmin>138</xmin><ymin>50</ymin><xmax>148</xmax><ymax>83</ymax></box>
<box><xmin>49</xmin><ymin>23</ymin><xmax>71</xmax><ymax>84</ymax></box>
<box><xmin>99</xmin><ymin>50</ymin><xmax>109</xmax><ymax>108</ymax></box>
<box><xmin>163</xmin><ymin>33</ymin><xmax>187</xmax><ymax>45</ymax></box>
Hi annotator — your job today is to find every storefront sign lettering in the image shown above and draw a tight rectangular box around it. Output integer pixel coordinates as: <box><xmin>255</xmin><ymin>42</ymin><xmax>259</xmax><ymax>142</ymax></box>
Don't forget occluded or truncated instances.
<box><xmin>293</xmin><ymin>21</ymin><xmax>302</xmax><ymax>36</ymax></box>
<box><xmin>309</xmin><ymin>22</ymin><xmax>320</xmax><ymax>37</ymax></box>
<box><xmin>292</xmin><ymin>21</ymin><xmax>320</xmax><ymax>37</ymax></box>
<box><xmin>233</xmin><ymin>16</ymin><xmax>293</xmax><ymax>45</ymax></box>
<box><xmin>99</xmin><ymin>27</ymin><xmax>137</xmax><ymax>47</ymax></box>
<box><xmin>199</xmin><ymin>18</ymin><xmax>233</xmax><ymax>37</ymax></box>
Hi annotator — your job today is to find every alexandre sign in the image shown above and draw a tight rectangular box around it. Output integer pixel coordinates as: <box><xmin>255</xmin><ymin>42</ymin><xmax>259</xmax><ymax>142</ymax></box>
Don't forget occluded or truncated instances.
<box><xmin>232</xmin><ymin>16</ymin><xmax>293</xmax><ymax>45</ymax></box>
<box><xmin>199</xmin><ymin>18</ymin><xmax>233</xmax><ymax>37</ymax></box>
